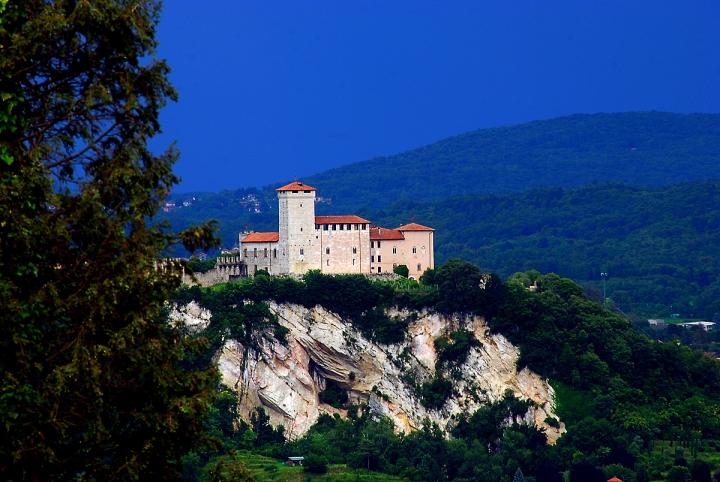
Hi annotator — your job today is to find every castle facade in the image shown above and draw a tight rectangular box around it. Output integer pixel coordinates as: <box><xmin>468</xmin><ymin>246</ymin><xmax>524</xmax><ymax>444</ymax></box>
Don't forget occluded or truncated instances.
<box><xmin>240</xmin><ymin>181</ymin><xmax>434</xmax><ymax>279</ymax></box>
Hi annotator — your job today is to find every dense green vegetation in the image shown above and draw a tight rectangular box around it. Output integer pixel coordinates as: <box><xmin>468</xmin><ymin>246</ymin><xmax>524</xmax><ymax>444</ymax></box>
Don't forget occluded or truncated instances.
<box><xmin>363</xmin><ymin>180</ymin><xmax>720</xmax><ymax>320</ymax></box>
<box><xmin>177</xmin><ymin>263</ymin><xmax>720</xmax><ymax>481</ymax></box>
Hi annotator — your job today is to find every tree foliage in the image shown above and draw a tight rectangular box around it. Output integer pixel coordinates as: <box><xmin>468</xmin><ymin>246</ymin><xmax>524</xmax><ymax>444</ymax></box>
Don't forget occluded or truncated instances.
<box><xmin>0</xmin><ymin>1</ymin><xmax>219</xmax><ymax>479</ymax></box>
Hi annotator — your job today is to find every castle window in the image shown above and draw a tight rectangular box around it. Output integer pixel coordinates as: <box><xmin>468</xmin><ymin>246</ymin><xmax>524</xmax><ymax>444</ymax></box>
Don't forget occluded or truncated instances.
<box><xmin>378</xmin><ymin>267</ymin><xmax>382</xmax><ymax>273</ymax></box>
<box><xmin>353</xmin><ymin>259</ymin><xmax>355</xmax><ymax>265</ymax></box>
<box><xmin>346</xmin><ymin>224</ymin><xmax>351</xmax><ymax>230</ymax></box>
<box><xmin>300</xmin><ymin>248</ymin><xmax>304</xmax><ymax>255</ymax></box>
<box><xmin>371</xmin><ymin>255</ymin><xmax>375</xmax><ymax>262</ymax></box>
<box><xmin>371</xmin><ymin>241</ymin><xmax>374</xmax><ymax>248</ymax></box>
<box><xmin>323</xmin><ymin>224</ymin><xmax>328</xmax><ymax>231</ymax></box>
<box><xmin>300</xmin><ymin>227</ymin><xmax>303</xmax><ymax>232</ymax></box>
<box><xmin>377</xmin><ymin>241</ymin><xmax>381</xmax><ymax>248</ymax></box>
<box><xmin>353</xmin><ymin>247</ymin><xmax>357</xmax><ymax>254</ymax></box>
<box><xmin>243</xmin><ymin>249</ymin><xmax>247</xmax><ymax>257</ymax></box>
<box><xmin>326</xmin><ymin>247</ymin><xmax>330</xmax><ymax>254</ymax></box>
<box><xmin>392</xmin><ymin>247</ymin><xmax>397</xmax><ymax>254</ymax></box>
<box><xmin>339</xmin><ymin>224</ymin><xmax>344</xmax><ymax>230</ymax></box>
<box><xmin>422</xmin><ymin>246</ymin><xmax>426</xmax><ymax>253</ymax></box>
<box><xmin>412</xmin><ymin>247</ymin><xmax>417</xmax><ymax>254</ymax></box>
<box><xmin>378</xmin><ymin>255</ymin><xmax>382</xmax><ymax>262</ymax></box>
<box><xmin>292</xmin><ymin>190</ymin><xmax>298</xmax><ymax>193</ymax></box>
<box><xmin>327</xmin><ymin>259</ymin><xmax>330</xmax><ymax>266</ymax></box>
<box><xmin>273</xmin><ymin>249</ymin><xmax>277</xmax><ymax>258</ymax></box>
<box><xmin>253</xmin><ymin>248</ymin><xmax>257</xmax><ymax>257</ymax></box>
<box><xmin>300</xmin><ymin>203</ymin><xmax>303</xmax><ymax>207</ymax></box>
<box><xmin>362</xmin><ymin>224</ymin><xmax>366</xmax><ymax>230</ymax></box>
<box><xmin>332</xmin><ymin>224</ymin><xmax>337</xmax><ymax>230</ymax></box>
<box><xmin>264</xmin><ymin>248</ymin><xmax>268</xmax><ymax>257</ymax></box>
<box><xmin>417</xmin><ymin>264</ymin><xmax>421</xmax><ymax>271</ymax></box>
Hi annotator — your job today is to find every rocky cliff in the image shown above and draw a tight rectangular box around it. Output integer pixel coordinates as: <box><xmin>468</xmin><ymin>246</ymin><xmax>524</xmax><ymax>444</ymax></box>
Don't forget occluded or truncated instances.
<box><xmin>172</xmin><ymin>301</ymin><xmax>565</xmax><ymax>443</ymax></box>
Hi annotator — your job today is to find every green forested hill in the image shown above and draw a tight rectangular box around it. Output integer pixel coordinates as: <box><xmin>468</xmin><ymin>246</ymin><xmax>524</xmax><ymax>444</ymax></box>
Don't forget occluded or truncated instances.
<box><xmin>299</xmin><ymin>111</ymin><xmax>720</xmax><ymax>212</ymax></box>
<box><xmin>163</xmin><ymin>111</ymin><xmax>720</xmax><ymax>234</ymax></box>
<box><xmin>359</xmin><ymin>180</ymin><xmax>720</xmax><ymax>319</ymax></box>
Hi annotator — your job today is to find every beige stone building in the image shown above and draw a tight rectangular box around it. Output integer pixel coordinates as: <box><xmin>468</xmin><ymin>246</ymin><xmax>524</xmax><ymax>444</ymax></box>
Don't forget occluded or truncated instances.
<box><xmin>240</xmin><ymin>181</ymin><xmax>434</xmax><ymax>277</ymax></box>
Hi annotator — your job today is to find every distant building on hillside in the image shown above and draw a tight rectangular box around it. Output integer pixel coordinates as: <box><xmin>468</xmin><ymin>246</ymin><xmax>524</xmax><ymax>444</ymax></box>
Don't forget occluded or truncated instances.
<box><xmin>677</xmin><ymin>321</ymin><xmax>715</xmax><ymax>332</ymax></box>
<box><xmin>239</xmin><ymin>181</ymin><xmax>434</xmax><ymax>279</ymax></box>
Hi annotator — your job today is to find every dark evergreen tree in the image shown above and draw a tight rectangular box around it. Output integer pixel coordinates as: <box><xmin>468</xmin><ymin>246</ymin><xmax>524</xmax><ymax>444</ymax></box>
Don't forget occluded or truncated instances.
<box><xmin>0</xmin><ymin>1</ymin><xmax>219</xmax><ymax>479</ymax></box>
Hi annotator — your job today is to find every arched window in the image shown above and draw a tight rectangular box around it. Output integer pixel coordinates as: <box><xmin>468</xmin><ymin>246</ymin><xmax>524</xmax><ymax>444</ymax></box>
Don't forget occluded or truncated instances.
<box><xmin>326</xmin><ymin>247</ymin><xmax>330</xmax><ymax>254</ymax></box>
<box><xmin>353</xmin><ymin>247</ymin><xmax>357</xmax><ymax>254</ymax></box>
<box><xmin>422</xmin><ymin>246</ymin><xmax>426</xmax><ymax>254</ymax></box>
<box><xmin>392</xmin><ymin>247</ymin><xmax>396</xmax><ymax>254</ymax></box>
<box><xmin>300</xmin><ymin>248</ymin><xmax>304</xmax><ymax>255</ymax></box>
<box><xmin>412</xmin><ymin>247</ymin><xmax>417</xmax><ymax>254</ymax></box>
<box><xmin>417</xmin><ymin>263</ymin><xmax>421</xmax><ymax>271</ymax></box>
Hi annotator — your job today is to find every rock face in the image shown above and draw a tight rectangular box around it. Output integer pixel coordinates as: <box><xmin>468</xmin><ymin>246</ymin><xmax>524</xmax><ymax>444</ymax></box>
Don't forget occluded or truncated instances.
<box><xmin>207</xmin><ymin>302</ymin><xmax>566</xmax><ymax>443</ymax></box>
<box><xmin>168</xmin><ymin>300</ymin><xmax>212</xmax><ymax>334</ymax></box>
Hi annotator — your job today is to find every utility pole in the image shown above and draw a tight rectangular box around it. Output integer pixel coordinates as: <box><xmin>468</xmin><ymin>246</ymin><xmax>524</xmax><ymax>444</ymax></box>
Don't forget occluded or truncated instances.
<box><xmin>601</xmin><ymin>272</ymin><xmax>608</xmax><ymax>307</ymax></box>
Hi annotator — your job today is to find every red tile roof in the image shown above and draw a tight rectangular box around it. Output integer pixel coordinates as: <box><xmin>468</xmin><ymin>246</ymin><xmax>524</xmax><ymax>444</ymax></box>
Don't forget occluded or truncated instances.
<box><xmin>396</xmin><ymin>222</ymin><xmax>434</xmax><ymax>232</ymax></box>
<box><xmin>370</xmin><ymin>226</ymin><xmax>405</xmax><ymax>240</ymax></box>
<box><xmin>241</xmin><ymin>232</ymin><xmax>279</xmax><ymax>243</ymax></box>
<box><xmin>276</xmin><ymin>181</ymin><xmax>317</xmax><ymax>192</ymax></box>
<box><xmin>315</xmin><ymin>215</ymin><xmax>370</xmax><ymax>224</ymax></box>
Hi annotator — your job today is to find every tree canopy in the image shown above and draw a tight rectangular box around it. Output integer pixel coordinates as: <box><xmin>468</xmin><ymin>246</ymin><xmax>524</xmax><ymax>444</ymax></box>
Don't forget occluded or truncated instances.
<box><xmin>0</xmin><ymin>1</ymin><xmax>218</xmax><ymax>479</ymax></box>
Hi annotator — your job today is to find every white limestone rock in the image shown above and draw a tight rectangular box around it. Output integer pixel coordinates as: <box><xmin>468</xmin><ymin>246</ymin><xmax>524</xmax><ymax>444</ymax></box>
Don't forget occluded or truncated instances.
<box><xmin>168</xmin><ymin>300</ymin><xmax>212</xmax><ymax>334</ymax></box>
<box><xmin>213</xmin><ymin>302</ymin><xmax>566</xmax><ymax>443</ymax></box>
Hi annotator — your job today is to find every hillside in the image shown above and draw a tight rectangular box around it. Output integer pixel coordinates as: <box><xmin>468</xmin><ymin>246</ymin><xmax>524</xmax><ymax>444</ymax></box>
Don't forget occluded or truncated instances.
<box><xmin>173</xmin><ymin>269</ymin><xmax>720</xmax><ymax>481</ymax></box>
<box><xmin>165</xmin><ymin>111</ymin><xmax>720</xmax><ymax>222</ymax></box>
<box><xmin>360</xmin><ymin>180</ymin><xmax>720</xmax><ymax>320</ymax></box>
<box><xmin>300</xmin><ymin>111</ymin><xmax>720</xmax><ymax>212</ymax></box>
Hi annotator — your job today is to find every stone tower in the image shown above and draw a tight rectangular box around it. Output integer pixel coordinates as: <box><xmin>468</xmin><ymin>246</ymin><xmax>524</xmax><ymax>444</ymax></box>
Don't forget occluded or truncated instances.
<box><xmin>276</xmin><ymin>181</ymin><xmax>320</xmax><ymax>273</ymax></box>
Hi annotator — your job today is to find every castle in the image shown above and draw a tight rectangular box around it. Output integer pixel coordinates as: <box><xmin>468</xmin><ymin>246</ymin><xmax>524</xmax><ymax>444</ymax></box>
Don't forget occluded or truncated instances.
<box><xmin>239</xmin><ymin>181</ymin><xmax>434</xmax><ymax>279</ymax></box>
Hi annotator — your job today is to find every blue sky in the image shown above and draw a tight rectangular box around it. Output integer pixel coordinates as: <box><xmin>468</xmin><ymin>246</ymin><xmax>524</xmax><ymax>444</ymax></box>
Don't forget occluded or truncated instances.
<box><xmin>151</xmin><ymin>1</ymin><xmax>720</xmax><ymax>193</ymax></box>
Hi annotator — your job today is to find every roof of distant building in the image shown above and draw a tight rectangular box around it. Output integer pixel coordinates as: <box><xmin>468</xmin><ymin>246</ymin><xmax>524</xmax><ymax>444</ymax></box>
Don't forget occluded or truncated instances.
<box><xmin>315</xmin><ymin>215</ymin><xmax>370</xmax><ymax>224</ymax></box>
<box><xmin>276</xmin><ymin>181</ymin><xmax>317</xmax><ymax>192</ymax></box>
<box><xmin>241</xmin><ymin>232</ymin><xmax>280</xmax><ymax>243</ymax></box>
<box><xmin>397</xmin><ymin>222</ymin><xmax>434</xmax><ymax>232</ymax></box>
<box><xmin>370</xmin><ymin>226</ymin><xmax>405</xmax><ymax>240</ymax></box>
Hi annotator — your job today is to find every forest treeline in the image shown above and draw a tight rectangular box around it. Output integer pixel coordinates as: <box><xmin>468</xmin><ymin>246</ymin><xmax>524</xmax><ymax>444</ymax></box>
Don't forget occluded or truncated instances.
<box><xmin>176</xmin><ymin>263</ymin><xmax>720</xmax><ymax>482</ymax></box>
<box><xmin>361</xmin><ymin>180</ymin><xmax>720</xmax><ymax>320</ymax></box>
